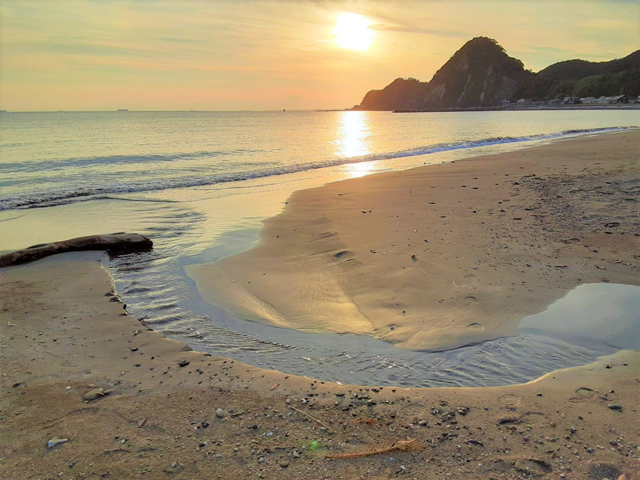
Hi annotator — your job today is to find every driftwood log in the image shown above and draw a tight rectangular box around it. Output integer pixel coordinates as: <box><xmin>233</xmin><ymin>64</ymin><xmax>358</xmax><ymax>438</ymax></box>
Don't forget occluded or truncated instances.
<box><xmin>0</xmin><ymin>233</ymin><xmax>153</xmax><ymax>268</ymax></box>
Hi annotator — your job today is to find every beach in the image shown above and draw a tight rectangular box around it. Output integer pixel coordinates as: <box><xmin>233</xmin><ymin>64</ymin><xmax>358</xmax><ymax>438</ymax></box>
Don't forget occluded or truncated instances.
<box><xmin>3</xmin><ymin>2</ymin><xmax>640</xmax><ymax>478</ymax></box>
<box><xmin>188</xmin><ymin>131</ymin><xmax>640</xmax><ymax>351</ymax></box>
<box><xmin>1</xmin><ymin>252</ymin><xmax>639</xmax><ymax>479</ymax></box>
<box><xmin>1</xmin><ymin>130</ymin><xmax>639</xmax><ymax>479</ymax></box>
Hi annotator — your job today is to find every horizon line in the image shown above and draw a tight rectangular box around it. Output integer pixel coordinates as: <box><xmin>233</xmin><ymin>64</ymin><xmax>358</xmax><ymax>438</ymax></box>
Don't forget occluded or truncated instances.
<box><xmin>0</xmin><ymin>109</ymin><xmax>350</xmax><ymax>114</ymax></box>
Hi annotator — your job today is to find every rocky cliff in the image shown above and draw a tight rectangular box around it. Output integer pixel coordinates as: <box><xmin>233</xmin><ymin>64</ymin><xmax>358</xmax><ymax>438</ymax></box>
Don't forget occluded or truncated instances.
<box><xmin>352</xmin><ymin>37</ymin><xmax>639</xmax><ymax>110</ymax></box>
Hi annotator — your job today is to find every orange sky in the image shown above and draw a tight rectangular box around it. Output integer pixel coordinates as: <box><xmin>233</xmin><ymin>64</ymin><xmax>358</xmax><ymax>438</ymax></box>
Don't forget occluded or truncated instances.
<box><xmin>1</xmin><ymin>1</ymin><xmax>638</xmax><ymax>111</ymax></box>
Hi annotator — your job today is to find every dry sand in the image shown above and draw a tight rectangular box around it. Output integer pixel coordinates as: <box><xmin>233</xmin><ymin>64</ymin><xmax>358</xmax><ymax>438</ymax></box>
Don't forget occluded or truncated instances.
<box><xmin>1</xmin><ymin>253</ymin><xmax>638</xmax><ymax>479</ymax></box>
<box><xmin>188</xmin><ymin>131</ymin><xmax>640</xmax><ymax>351</ymax></box>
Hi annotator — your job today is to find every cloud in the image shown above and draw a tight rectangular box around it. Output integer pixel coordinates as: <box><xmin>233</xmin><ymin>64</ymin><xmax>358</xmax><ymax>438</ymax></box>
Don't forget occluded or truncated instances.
<box><xmin>1</xmin><ymin>0</ymin><xmax>638</xmax><ymax>110</ymax></box>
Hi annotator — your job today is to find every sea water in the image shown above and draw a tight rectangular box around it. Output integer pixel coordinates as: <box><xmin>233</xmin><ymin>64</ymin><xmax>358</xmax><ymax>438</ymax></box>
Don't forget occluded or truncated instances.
<box><xmin>1</xmin><ymin>109</ymin><xmax>638</xmax><ymax>386</ymax></box>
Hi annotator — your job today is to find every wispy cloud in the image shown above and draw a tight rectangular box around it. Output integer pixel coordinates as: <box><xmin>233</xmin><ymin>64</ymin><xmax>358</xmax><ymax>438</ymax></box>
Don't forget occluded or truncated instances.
<box><xmin>1</xmin><ymin>0</ymin><xmax>638</xmax><ymax>110</ymax></box>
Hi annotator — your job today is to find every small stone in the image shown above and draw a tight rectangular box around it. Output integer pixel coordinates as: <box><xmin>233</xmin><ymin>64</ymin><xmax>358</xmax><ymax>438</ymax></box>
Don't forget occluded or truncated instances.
<box><xmin>83</xmin><ymin>387</ymin><xmax>105</xmax><ymax>401</ymax></box>
<box><xmin>178</xmin><ymin>360</ymin><xmax>190</xmax><ymax>367</ymax></box>
<box><xmin>279</xmin><ymin>460</ymin><xmax>290</xmax><ymax>468</ymax></box>
<box><xmin>608</xmin><ymin>404</ymin><xmax>622</xmax><ymax>410</ymax></box>
<box><xmin>216</xmin><ymin>408</ymin><xmax>225</xmax><ymax>418</ymax></box>
<box><xmin>47</xmin><ymin>438</ymin><xmax>68</xmax><ymax>448</ymax></box>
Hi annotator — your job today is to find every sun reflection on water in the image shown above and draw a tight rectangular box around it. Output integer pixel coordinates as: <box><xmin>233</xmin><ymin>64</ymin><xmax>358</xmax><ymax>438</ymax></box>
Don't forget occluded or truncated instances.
<box><xmin>343</xmin><ymin>160</ymin><xmax>382</xmax><ymax>179</ymax></box>
<box><xmin>335</xmin><ymin>111</ymin><xmax>370</xmax><ymax>158</ymax></box>
<box><xmin>335</xmin><ymin>111</ymin><xmax>381</xmax><ymax>179</ymax></box>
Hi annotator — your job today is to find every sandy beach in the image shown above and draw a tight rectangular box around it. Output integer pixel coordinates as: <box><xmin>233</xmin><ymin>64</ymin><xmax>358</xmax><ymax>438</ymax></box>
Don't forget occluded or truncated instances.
<box><xmin>3</xmin><ymin>1</ymin><xmax>639</xmax><ymax>477</ymax></box>
<box><xmin>188</xmin><ymin>131</ymin><xmax>640</xmax><ymax>351</ymax></box>
<box><xmin>0</xmin><ymin>131</ymin><xmax>638</xmax><ymax>479</ymax></box>
<box><xmin>0</xmin><ymin>251</ymin><xmax>638</xmax><ymax>479</ymax></box>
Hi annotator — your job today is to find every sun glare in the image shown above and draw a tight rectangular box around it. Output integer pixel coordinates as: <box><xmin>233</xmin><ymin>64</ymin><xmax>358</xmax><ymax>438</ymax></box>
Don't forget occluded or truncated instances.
<box><xmin>333</xmin><ymin>13</ymin><xmax>375</xmax><ymax>51</ymax></box>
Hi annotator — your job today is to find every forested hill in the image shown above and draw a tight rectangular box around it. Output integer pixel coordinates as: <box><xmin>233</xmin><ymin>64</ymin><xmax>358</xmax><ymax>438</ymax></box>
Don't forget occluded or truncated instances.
<box><xmin>352</xmin><ymin>38</ymin><xmax>640</xmax><ymax>111</ymax></box>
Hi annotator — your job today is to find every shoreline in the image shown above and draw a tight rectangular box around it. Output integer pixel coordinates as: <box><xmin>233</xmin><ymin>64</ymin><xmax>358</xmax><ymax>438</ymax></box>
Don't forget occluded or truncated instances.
<box><xmin>187</xmin><ymin>130</ymin><xmax>640</xmax><ymax>351</ymax></box>
<box><xmin>1</xmin><ymin>252</ymin><xmax>638</xmax><ymax>478</ymax></box>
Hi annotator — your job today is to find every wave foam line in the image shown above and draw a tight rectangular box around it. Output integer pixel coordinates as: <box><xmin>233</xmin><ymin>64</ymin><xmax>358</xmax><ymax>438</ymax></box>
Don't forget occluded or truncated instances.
<box><xmin>0</xmin><ymin>126</ymin><xmax>634</xmax><ymax>211</ymax></box>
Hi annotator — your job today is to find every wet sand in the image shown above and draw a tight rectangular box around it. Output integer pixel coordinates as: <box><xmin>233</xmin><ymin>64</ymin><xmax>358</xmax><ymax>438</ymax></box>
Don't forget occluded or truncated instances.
<box><xmin>1</xmin><ymin>253</ymin><xmax>638</xmax><ymax>479</ymax></box>
<box><xmin>188</xmin><ymin>131</ymin><xmax>640</xmax><ymax>351</ymax></box>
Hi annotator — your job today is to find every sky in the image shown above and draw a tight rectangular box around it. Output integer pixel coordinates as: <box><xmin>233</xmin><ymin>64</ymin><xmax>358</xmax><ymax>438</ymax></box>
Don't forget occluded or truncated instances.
<box><xmin>1</xmin><ymin>1</ymin><xmax>638</xmax><ymax>111</ymax></box>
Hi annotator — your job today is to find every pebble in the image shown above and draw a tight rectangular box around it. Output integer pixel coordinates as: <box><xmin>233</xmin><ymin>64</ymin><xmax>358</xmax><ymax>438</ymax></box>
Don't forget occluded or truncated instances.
<box><xmin>83</xmin><ymin>387</ymin><xmax>106</xmax><ymax>401</ymax></box>
<box><xmin>607</xmin><ymin>404</ymin><xmax>623</xmax><ymax>410</ymax></box>
<box><xmin>279</xmin><ymin>460</ymin><xmax>290</xmax><ymax>468</ymax></box>
<box><xmin>47</xmin><ymin>438</ymin><xmax>68</xmax><ymax>448</ymax></box>
<box><xmin>216</xmin><ymin>408</ymin><xmax>225</xmax><ymax>418</ymax></box>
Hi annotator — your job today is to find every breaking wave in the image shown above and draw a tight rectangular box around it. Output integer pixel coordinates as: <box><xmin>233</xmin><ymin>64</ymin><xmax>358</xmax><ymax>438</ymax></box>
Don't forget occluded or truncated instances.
<box><xmin>0</xmin><ymin>126</ymin><xmax>633</xmax><ymax>211</ymax></box>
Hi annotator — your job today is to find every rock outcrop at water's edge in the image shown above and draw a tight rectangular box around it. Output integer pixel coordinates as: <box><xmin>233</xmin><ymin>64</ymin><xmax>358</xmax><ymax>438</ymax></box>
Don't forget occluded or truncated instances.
<box><xmin>0</xmin><ymin>233</ymin><xmax>153</xmax><ymax>267</ymax></box>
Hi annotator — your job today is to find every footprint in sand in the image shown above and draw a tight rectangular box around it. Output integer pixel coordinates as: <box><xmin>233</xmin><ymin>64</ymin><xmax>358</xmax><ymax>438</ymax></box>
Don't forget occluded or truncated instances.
<box><xmin>569</xmin><ymin>387</ymin><xmax>597</xmax><ymax>403</ymax></box>
<box><xmin>498</xmin><ymin>393</ymin><xmax>523</xmax><ymax>408</ymax></box>
<box><xmin>467</xmin><ymin>322</ymin><xmax>485</xmax><ymax>331</ymax></box>
<box><xmin>575</xmin><ymin>387</ymin><xmax>595</xmax><ymax>396</ymax></box>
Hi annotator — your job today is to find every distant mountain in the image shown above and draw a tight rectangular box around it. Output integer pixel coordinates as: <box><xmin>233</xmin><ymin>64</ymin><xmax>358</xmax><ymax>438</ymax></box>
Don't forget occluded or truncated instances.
<box><xmin>352</xmin><ymin>37</ymin><xmax>640</xmax><ymax>111</ymax></box>
<box><xmin>421</xmin><ymin>37</ymin><xmax>535</xmax><ymax>109</ymax></box>
<box><xmin>533</xmin><ymin>51</ymin><xmax>640</xmax><ymax>99</ymax></box>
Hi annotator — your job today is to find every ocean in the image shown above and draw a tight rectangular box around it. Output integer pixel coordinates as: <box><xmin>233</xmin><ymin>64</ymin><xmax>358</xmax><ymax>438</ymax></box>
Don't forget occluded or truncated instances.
<box><xmin>1</xmin><ymin>109</ymin><xmax>638</xmax><ymax>387</ymax></box>
<box><xmin>3</xmin><ymin>109</ymin><xmax>638</xmax><ymax>212</ymax></box>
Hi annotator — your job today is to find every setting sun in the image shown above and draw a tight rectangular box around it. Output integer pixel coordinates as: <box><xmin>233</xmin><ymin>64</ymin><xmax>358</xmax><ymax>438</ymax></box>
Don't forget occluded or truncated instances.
<box><xmin>332</xmin><ymin>13</ymin><xmax>375</xmax><ymax>51</ymax></box>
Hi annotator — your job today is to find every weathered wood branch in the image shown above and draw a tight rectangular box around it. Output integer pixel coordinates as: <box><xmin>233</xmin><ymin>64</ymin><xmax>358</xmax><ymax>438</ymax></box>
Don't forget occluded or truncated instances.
<box><xmin>0</xmin><ymin>233</ymin><xmax>153</xmax><ymax>268</ymax></box>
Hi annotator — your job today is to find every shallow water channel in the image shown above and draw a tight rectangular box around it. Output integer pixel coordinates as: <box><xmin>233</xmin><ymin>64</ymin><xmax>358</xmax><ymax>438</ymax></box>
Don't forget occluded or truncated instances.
<box><xmin>116</xmin><ymin>234</ymin><xmax>639</xmax><ymax>388</ymax></box>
